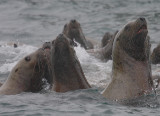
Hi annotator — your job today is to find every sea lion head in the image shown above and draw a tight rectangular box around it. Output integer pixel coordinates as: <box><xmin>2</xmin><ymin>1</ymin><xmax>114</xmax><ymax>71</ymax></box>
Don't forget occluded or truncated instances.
<box><xmin>52</xmin><ymin>34</ymin><xmax>76</xmax><ymax>61</ymax></box>
<box><xmin>114</xmin><ymin>17</ymin><xmax>148</xmax><ymax>61</ymax></box>
<box><xmin>63</xmin><ymin>19</ymin><xmax>88</xmax><ymax>49</ymax></box>
<box><xmin>151</xmin><ymin>44</ymin><xmax>160</xmax><ymax>64</ymax></box>
<box><xmin>42</xmin><ymin>41</ymin><xmax>51</xmax><ymax>50</ymax></box>
<box><xmin>51</xmin><ymin>34</ymin><xmax>77</xmax><ymax>82</ymax></box>
<box><xmin>12</xmin><ymin>48</ymin><xmax>51</xmax><ymax>92</ymax></box>
<box><xmin>51</xmin><ymin>33</ymin><xmax>90</xmax><ymax>92</ymax></box>
<box><xmin>101</xmin><ymin>31</ymin><xmax>118</xmax><ymax>47</ymax></box>
<box><xmin>101</xmin><ymin>32</ymin><xmax>113</xmax><ymax>47</ymax></box>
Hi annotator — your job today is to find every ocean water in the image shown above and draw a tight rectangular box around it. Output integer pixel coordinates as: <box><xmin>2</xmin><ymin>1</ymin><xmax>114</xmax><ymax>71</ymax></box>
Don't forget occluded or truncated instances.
<box><xmin>0</xmin><ymin>0</ymin><xmax>160</xmax><ymax>116</ymax></box>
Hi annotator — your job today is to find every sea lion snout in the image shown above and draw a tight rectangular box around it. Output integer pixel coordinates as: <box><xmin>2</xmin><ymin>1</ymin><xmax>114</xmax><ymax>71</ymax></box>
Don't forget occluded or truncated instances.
<box><xmin>56</xmin><ymin>33</ymin><xmax>76</xmax><ymax>47</ymax></box>
<box><xmin>139</xmin><ymin>17</ymin><xmax>146</xmax><ymax>22</ymax></box>
<box><xmin>137</xmin><ymin>17</ymin><xmax>147</xmax><ymax>25</ymax></box>
<box><xmin>136</xmin><ymin>18</ymin><xmax>147</xmax><ymax>33</ymax></box>
<box><xmin>42</xmin><ymin>42</ymin><xmax>51</xmax><ymax>50</ymax></box>
<box><xmin>56</xmin><ymin>34</ymin><xmax>68</xmax><ymax>43</ymax></box>
<box><xmin>69</xmin><ymin>19</ymin><xmax>79</xmax><ymax>29</ymax></box>
<box><xmin>71</xmin><ymin>19</ymin><xmax>76</xmax><ymax>23</ymax></box>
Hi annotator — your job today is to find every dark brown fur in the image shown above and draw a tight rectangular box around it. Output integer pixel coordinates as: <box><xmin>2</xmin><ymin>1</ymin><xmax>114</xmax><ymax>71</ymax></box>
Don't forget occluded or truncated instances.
<box><xmin>101</xmin><ymin>31</ymin><xmax>118</xmax><ymax>47</ymax></box>
<box><xmin>63</xmin><ymin>19</ymin><xmax>94</xmax><ymax>49</ymax></box>
<box><xmin>151</xmin><ymin>44</ymin><xmax>160</xmax><ymax>64</ymax></box>
<box><xmin>51</xmin><ymin>34</ymin><xmax>91</xmax><ymax>92</ymax></box>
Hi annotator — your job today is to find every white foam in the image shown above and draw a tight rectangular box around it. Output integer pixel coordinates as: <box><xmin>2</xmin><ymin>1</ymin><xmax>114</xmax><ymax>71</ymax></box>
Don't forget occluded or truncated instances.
<box><xmin>74</xmin><ymin>44</ymin><xmax>112</xmax><ymax>88</ymax></box>
<box><xmin>0</xmin><ymin>41</ymin><xmax>37</xmax><ymax>74</ymax></box>
<box><xmin>152</xmin><ymin>64</ymin><xmax>160</xmax><ymax>77</ymax></box>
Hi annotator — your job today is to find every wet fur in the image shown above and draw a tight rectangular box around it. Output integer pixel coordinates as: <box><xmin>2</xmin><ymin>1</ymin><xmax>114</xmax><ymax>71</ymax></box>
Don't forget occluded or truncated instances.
<box><xmin>102</xmin><ymin>18</ymin><xmax>155</xmax><ymax>102</ymax></box>
<box><xmin>0</xmin><ymin>48</ymin><xmax>51</xmax><ymax>95</ymax></box>
<box><xmin>63</xmin><ymin>20</ymin><xmax>94</xmax><ymax>49</ymax></box>
<box><xmin>51</xmin><ymin>34</ymin><xmax>91</xmax><ymax>92</ymax></box>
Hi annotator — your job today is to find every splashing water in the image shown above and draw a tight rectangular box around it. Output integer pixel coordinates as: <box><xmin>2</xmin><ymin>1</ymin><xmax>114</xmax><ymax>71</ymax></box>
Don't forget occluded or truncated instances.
<box><xmin>0</xmin><ymin>41</ymin><xmax>37</xmax><ymax>74</ymax></box>
<box><xmin>74</xmin><ymin>43</ymin><xmax>112</xmax><ymax>88</ymax></box>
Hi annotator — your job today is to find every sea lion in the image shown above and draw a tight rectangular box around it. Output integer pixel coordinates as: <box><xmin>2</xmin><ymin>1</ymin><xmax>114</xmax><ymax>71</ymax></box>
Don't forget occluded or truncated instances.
<box><xmin>5</xmin><ymin>42</ymin><xmax>23</xmax><ymax>48</ymax></box>
<box><xmin>0</xmin><ymin>47</ymin><xmax>51</xmax><ymax>95</ymax></box>
<box><xmin>151</xmin><ymin>43</ymin><xmax>160</xmax><ymax>64</ymax></box>
<box><xmin>101</xmin><ymin>31</ymin><xmax>118</xmax><ymax>48</ymax></box>
<box><xmin>51</xmin><ymin>34</ymin><xmax>91</xmax><ymax>92</ymax></box>
<box><xmin>87</xmin><ymin>35</ymin><xmax>114</xmax><ymax>61</ymax></box>
<box><xmin>63</xmin><ymin>19</ymin><xmax>94</xmax><ymax>49</ymax></box>
<box><xmin>86</xmin><ymin>31</ymin><xmax>118</xmax><ymax>62</ymax></box>
<box><xmin>102</xmin><ymin>18</ymin><xmax>155</xmax><ymax>103</ymax></box>
<box><xmin>41</xmin><ymin>42</ymin><xmax>53</xmax><ymax>85</ymax></box>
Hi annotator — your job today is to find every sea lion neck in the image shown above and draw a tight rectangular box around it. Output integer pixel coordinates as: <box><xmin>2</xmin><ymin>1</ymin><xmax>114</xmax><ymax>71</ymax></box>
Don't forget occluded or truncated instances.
<box><xmin>53</xmin><ymin>41</ymin><xmax>82</xmax><ymax>83</ymax></box>
<box><xmin>63</xmin><ymin>20</ymin><xmax>88</xmax><ymax>49</ymax></box>
<box><xmin>119</xmin><ymin>35</ymin><xmax>146</xmax><ymax>61</ymax></box>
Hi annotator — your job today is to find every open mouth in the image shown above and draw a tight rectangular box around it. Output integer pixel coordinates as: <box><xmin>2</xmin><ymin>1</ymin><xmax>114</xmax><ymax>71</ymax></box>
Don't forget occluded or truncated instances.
<box><xmin>137</xmin><ymin>24</ymin><xmax>147</xmax><ymax>34</ymax></box>
<box><xmin>44</xmin><ymin>46</ymin><xmax>51</xmax><ymax>50</ymax></box>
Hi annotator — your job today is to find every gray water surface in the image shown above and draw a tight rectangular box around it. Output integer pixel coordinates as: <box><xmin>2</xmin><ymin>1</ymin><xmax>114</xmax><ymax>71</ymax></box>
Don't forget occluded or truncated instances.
<box><xmin>0</xmin><ymin>0</ymin><xmax>160</xmax><ymax>116</ymax></box>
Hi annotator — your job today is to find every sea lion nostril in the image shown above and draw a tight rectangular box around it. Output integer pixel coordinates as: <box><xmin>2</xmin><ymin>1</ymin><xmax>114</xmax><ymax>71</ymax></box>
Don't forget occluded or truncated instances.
<box><xmin>58</xmin><ymin>34</ymin><xmax>63</xmax><ymax>38</ymax></box>
<box><xmin>71</xmin><ymin>19</ymin><xmax>76</xmax><ymax>23</ymax></box>
<box><xmin>139</xmin><ymin>17</ymin><xmax>145</xmax><ymax>22</ymax></box>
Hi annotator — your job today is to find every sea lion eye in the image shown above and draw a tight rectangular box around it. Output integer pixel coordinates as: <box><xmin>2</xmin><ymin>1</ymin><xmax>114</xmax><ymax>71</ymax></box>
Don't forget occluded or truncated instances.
<box><xmin>15</xmin><ymin>68</ymin><xmax>18</xmax><ymax>72</ymax></box>
<box><xmin>64</xmin><ymin>24</ymin><xmax>67</xmax><ymax>28</ymax></box>
<box><xmin>25</xmin><ymin>56</ymin><xmax>31</xmax><ymax>62</ymax></box>
<box><xmin>125</xmin><ymin>25</ymin><xmax>130</xmax><ymax>30</ymax></box>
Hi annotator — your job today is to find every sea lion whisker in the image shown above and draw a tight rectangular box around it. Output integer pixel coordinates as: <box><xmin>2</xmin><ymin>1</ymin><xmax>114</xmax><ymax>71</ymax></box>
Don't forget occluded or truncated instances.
<box><xmin>0</xmin><ymin>48</ymin><xmax>50</xmax><ymax>94</ymax></box>
<box><xmin>33</xmin><ymin>57</ymin><xmax>43</xmax><ymax>73</ymax></box>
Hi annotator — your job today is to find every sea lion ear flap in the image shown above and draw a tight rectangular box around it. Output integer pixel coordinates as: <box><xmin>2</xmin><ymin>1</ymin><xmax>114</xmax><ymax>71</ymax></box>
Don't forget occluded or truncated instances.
<box><xmin>52</xmin><ymin>40</ymin><xmax>55</xmax><ymax>45</ymax></box>
<box><xmin>63</xmin><ymin>24</ymin><xmax>67</xmax><ymax>33</ymax></box>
